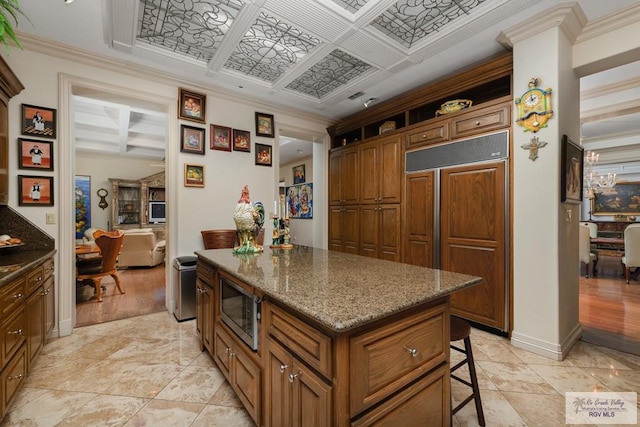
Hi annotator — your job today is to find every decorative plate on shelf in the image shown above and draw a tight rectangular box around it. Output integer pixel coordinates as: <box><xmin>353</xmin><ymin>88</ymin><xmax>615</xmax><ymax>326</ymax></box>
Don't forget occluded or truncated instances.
<box><xmin>379</xmin><ymin>120</ymin><xmax>396</xmax><ymax>135</ymax></box>
<box><xmin>435</xmin><ymin>99</ymin><xmax>473</xmax><ymax>116</ymax></box>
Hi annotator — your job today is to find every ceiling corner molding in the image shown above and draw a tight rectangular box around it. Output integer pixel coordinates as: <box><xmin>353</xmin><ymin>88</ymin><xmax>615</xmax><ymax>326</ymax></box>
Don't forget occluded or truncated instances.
<box><xmin>577</xmin><ymin>2</ymin><xmax>640</xmax><ymax>43</ymax></box>
<box><xmin>108</xmin><ymin>0</ymin><xmax>137</xmax><ymax>47</ymax></box>
<box><xmin>497</xmin><ymin>3</ymin><xmax>586</xmax><ymax>47</ymax></box>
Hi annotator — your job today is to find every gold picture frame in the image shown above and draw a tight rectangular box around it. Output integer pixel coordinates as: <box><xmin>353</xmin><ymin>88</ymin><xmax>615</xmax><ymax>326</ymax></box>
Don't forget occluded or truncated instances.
<box><xmin>184</xmin><ymin>163</ymin><xmax>205</xmax><ymax>187</ymax></box>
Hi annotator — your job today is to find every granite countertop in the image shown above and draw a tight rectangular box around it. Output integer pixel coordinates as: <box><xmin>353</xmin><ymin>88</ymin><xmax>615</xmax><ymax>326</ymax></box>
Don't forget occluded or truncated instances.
<box><xmin>0</xmin><ymin>249</ymin><xmax>56</xmax><ymax>286</ymax></box>
<box><xmin>195</xmin><ymin>245</ymin><xmax>482</xmax><ymax>332</ymax></box>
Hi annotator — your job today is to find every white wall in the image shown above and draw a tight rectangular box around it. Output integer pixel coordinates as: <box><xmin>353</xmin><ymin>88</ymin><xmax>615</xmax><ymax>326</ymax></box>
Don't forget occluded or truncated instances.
<box><xmin>75</xmin><ymin>154</ymin><xmax>161</xmax><ymax>232</ymax></box>
<box><xmin>279</xmin><ymin>155</ymin><xmax>314</xmax><ymax>246</ymax></box>
<box><xmin>4</xmin><ymin>46</ymin><xmax>331</xmax><ymax>335</ymax></box>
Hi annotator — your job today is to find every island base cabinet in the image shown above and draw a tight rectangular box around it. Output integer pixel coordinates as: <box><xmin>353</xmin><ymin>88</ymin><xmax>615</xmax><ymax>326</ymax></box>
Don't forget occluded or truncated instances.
<box><xmin>351</xmin><ymin>363</ymin><xmax>450</xmax><ymax>427</ymax></box>
<box><xmin>213</xmin><ymin>324</ymin><xmax>261</xmax><ymax>425</ymax></box>
<box><xmin>265</xmin><ymin>338</ymin><xmax>332</xmax><ymax>427</ymax></box>
<box><xmin>25</xmin><ymin>289</ymin><xmax>44</xmax><ymax>373</ymax></box>
<box><xmin>196</xmin><ymin>278</ymin><xmax>214</xmax><ymax>355</ymax></box>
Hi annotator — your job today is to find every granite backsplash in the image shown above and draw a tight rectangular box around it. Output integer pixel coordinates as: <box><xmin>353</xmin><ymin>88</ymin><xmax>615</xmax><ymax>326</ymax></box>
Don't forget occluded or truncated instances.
<box><xmin>0</xmin><ymin>205</ymin><xmax>54</xmax><ymax>251</ymax></box>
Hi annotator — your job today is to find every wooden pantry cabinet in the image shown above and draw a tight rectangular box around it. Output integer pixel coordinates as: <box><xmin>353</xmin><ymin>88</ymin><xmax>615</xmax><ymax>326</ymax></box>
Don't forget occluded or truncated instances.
<box><xmin>1</xmin><ymin>254</ymin><xmax>55</xmax><ymax>420</ymax></box>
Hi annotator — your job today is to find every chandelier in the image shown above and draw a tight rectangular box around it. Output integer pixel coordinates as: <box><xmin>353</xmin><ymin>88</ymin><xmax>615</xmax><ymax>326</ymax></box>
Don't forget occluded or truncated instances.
<box><xmin>584</xmin><ymin>150</ymin><xmax>616</xmax><ymax>199</ymax></box>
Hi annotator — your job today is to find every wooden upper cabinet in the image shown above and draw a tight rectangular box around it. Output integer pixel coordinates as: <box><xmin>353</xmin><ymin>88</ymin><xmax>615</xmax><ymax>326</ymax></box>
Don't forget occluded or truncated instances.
<box><xmin>329</xmin><ymin>147</ymin><xmax>358</xmax><ymax>205</ymax></box>
<box><xmin>450</xmin><ymin>100</ymin><xmax>510</xmax><ymax>139</ymax></box>
<box><xmin>406</xmin><ymin>120</ymin><xmax>450</xmax><ymax>150</ymax></box>
<box><xmin>0</xmin><ymin>57</ymin><xmax>25</xmax><ymax>205</ymax></box>
<box><xmin>359</xmin><ymin>135</ymin><xmax>402</xmax><ymax>205</ymax></box>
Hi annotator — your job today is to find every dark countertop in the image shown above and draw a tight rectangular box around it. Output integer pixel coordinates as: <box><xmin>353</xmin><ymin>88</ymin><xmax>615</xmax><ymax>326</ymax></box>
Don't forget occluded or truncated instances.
<box><xmin>0</xmin><ymin>249</ymin><xmax>56</xmax><ymax>286</ymax></box>
<box><xmin>195</xmin><ymin>245</ymin><xmax>482</xmax><ymax>332</ymax></box>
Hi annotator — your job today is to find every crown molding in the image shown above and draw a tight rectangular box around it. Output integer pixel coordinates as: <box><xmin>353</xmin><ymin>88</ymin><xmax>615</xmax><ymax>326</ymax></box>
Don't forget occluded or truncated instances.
<box><xmin>16</xmin><ymin>32</ymin><xmax>333</xmax><ymax>127</ymax></box>
<box><xmin>581</xmin><ymin>76</ymin><xmax>640</xmax><ymax>100</ymax></box>
<box><xmin>576</xmin><ymin>2</ymin><xmax>640</xmax><ymax>43</ymax></box>
<box><xmin>496</xmin><ymin>3</ymin><xmax>586</xmax><ymax>48</ymax></box>
<box><xmin>581</xmin><ymin>98</ymin><xmax>640</xmax><ymax>123</ymax></box>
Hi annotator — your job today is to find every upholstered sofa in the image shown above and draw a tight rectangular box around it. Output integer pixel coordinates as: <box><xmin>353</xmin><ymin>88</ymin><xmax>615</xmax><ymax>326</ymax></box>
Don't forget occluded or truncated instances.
<box><xmin>117</xmin><ymin>228</ymin><xmax>166</xmax><ymax>268</ymax></box>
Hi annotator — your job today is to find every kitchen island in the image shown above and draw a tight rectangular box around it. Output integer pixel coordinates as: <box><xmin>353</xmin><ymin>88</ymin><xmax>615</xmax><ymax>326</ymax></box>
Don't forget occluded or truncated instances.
<box><xmin>195</xmin><ymin>245</ymin><xmax>482</xmax><ymax>427</ymax></box>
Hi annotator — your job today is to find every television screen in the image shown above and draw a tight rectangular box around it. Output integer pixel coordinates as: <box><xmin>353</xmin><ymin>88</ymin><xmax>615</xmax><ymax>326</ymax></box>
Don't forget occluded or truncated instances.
<box><xmin>149</xmin><ymin>201</ymin><xmax>166</xmax><ymax>223</ymax></box>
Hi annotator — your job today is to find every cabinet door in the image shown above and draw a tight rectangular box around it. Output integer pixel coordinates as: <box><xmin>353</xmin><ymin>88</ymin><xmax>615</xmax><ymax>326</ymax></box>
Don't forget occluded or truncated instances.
<box><xmin>342</xmin><ymin>149</ymin><xmax>359</xmax><ymax>205</ymax></box>
<box><xmin>342</xmin><ymin>206</ymin><xmax>360</xmax><ymax>255</ymax></box>
<box><xmin>379</xmin><ymin>204</ymin><xmax>401</xmax><ymax>262</ymax></box>
<box><xmin>441</xmin><ymin>161</ymin><xmax>506</xmax><ymax>330</ymax></box>
<box><xmin>291</xmin><ymin>359</ymin><xmax>332</xmax><ymax>427</ymax></box>
<box><xmin>195</xmin><ymin>278</ymin><xmax>205</xmax><ymax>351</ymax></box>
<box><xmin>359</xmin><ymin>141</ymin><xmax>378</xmax><ymax>204</ymax></box>
<box><xmin>359</xmin><ymin>205</ymin><xmax>379</xmax><ymax>258</ymax></box>
<box><xmin>43</xmin><ymin>277</ymin><xmax>55</xmax><ymax>340</ymax></box>
<box><xmin>0</xmin><ymin>102</ymin><xmax>7</xmax><ymax>205</ymax></box>
<box><xmin>213</xmin><ymin>325</ymin><xmax>233</xmax><ymax>380</ymax></box>
<box><xmin>203</xmin><ymin>282</ymin><xmax>215</xmax><ymax>356</ymax></box>
<box><xmin>25</xmin><ymin>288</ymin><xmax>44</xmax><ymax>373</ymax></box>
<box><xmin>265</xmin><ymin>338</ymin><xmax>292</xmax><ymax>427</ymax></box>
<box><xmin>329</xmin><ymin>206</ymin><xmax>344</xmax><ymax>252</ymax></box>
<box><xmin>232</xmin><ymin>344</ymin><xmax>261</xmax><ymax>425</ymax></box>
<box><xmin>378</xmin><ymin>136</ymin><xmax>402</xmax><ymax>204</ymax></box>
<box><xmin>404</xmin><ymin>171</ymin><xmax>435</xmax><ymax>267</ymax></box>
<box><xmin>329</xmin><ymin>152</ymin><xmax>343</xmax><ymax>205</ymax></box>
<box><xmin>1</xmin><ymin>307</ymin><xmax>25</xmax><ymax>367</ymax></box>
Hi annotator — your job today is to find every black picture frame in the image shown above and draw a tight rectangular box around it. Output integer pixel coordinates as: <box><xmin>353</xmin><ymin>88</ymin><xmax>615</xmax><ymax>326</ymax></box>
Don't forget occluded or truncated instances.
<box><xmin>18</xmin><ymin>175</ymin><xmax>54</xmax><ymax>206</ymax></box>
<box><xmin>18</xmin><ymin>138</ymin><xmax>53</xmax><ymax>171</ymax></box>
<box><xmin>21</xmin><ymin>104</ymin><xmax>57</xmax><ymax>139</ymax></box>
<box><xmin>255</xmin><ymin>143</ymin><xmax>272</xmax><ymax>166</ymax></box>
<box><xmin>561</xmin><ymin>134</ymin><xmax>584</xmax><ymax>204</ymax></box>
<box><xmin>233</xmin><ymin>129</ymin><xmax>251</xmax><ymax>152</ymax></box>
<box><xmin>210</xmin><ymin>124</ymin><xmax>232</xmax><ymax>151</ymax></box>
<box><xmin>180</xmin><ymin>124</ymin><xmax>205</xmax><ymax>155</ymax></box>
<box><xmin>293</xmin><ymin>164</ymin><xmax>305</xmax><ymax>184</ymax></box>
<box><xmin>178</xmin><ymin>88</ymin><xmax>206</xmax><ymax>123</ymax></box>
<box><xmin>255</xmin><ymin>112</ymin><xmax>274</xmax><ymax>138</ymax></box>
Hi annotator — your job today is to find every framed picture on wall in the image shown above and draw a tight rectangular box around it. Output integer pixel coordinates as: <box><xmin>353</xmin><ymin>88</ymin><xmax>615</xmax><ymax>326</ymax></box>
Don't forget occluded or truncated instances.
<box><xmin>233</xmin><ymin>129</ymin><xmax>251</xmax><ymax>152</ymax></box>
<box><xmin>178</xmin><ymin>88</ymin><xmax>206</xmax><ymax>123</ymax></box>
<box><xmin>255</xmin><ymin>112</ymin><xmax>274</xmax><ymax>138</ymax></box>
<box><xmin>21</xmin><ymin>104</ymin><xmax>57</xmax><ymax>139</ymax></box>
<box><xmin>18</xmin><ymin>138</ymin><xmax>53</xmax><ymax>171</ymax></box>
<box><xmin>560</xmin><ymin>134</ymin><xmax>584</xmax><ymax>204</ymax></box>
<box><xmin>18</xmin><ymin>175</ymin><xmax>54</xmax><ymax>206</ymax></box>
<box><xmin>184</xmin><ymin>163</ymin><xmax>205</xmax><ymax>187</ymax></box>
<box><xmin>210</xmin><ymin>124</ymin><xmax>232</xmax><ymax>151</ymax></box>
<box><xmin>293</xmin><ymin>164</ymin><xmax>305</xmax><ymax>184</ymax></box>
<box><xmin>75</xmin><ymin>175</ymin><xmax>91</xmax><ymax>239</ymax></box>
<box><xmin>180</xmin><ymin>125</ymin><xmax>205</xmax><ymax>155</ymax></box>
<box><xmin>255</xmin><ymin>143</ymin><xmax>272</xmax><ymax>166</ymax></box>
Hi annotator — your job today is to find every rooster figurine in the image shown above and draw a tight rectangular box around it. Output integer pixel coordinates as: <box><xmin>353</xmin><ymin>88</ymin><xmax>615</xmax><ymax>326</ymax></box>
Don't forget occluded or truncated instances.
<box><xmin>233</xmin><ymin>185</ymin><xmax>265</xmax><ymax>254</ymax></box>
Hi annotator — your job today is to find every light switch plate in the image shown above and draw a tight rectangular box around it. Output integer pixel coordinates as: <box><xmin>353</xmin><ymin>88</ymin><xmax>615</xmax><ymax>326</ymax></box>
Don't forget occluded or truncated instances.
<box><xmin>46</xmin><ymin>213</ymin><xmax>56</xmax><ymax>224</ymax></box>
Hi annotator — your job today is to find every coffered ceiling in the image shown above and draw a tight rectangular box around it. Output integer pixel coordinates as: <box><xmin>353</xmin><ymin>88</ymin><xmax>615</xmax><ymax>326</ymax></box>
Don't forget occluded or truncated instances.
<box><xmin>12</xmin><ymin>0</ymin><xmax>640</xmax><ymax>164</ymax></box>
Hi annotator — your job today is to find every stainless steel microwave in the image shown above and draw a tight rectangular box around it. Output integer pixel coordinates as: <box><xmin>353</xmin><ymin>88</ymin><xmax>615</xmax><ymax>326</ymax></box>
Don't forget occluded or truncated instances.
<box><xmin>219</xmin><ymin>275</ymin><xmax>259</xmax><ymax>351</ymax></box>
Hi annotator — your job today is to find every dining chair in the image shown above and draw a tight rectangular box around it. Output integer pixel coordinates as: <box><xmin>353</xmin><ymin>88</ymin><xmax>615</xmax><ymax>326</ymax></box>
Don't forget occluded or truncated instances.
<box><xmin>76</xmin><ymin>230</ymin><xmax>125</xmax><ymax>302</ymax></box>
<box><xmin>622</xmin><ymin>224</ymin><xmax>640</xmax><ymax>283</ymax></box>
<box><xmin>201</xmin><ymin>229</ymin><xmax>237</xmax><ymax>249</ymax></box>
<box><xmin>579</xmin><ymin>225</ymin><xmax>597</xmax><ymax>278</ymax></box>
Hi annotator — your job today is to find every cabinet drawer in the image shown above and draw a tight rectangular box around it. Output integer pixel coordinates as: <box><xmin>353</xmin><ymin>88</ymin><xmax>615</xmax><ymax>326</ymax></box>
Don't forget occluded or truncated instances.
<box><xmin>1</xmin><ymin>307</ymin><xmax>25</xmax><ymax>367</ymax></box>
<box><xmin>43</xmin><ymin>258</ymin><xmax>54</xmax><ymax>280</ymax></box>
<box><xmin>196</xmin><ymin>262</ymin><xmax>215</xmax><ymax>285</ymax></box>
<box><xmin>1</xmin><ymin>343</ymin><xmax>26</xmax><ymax>416</ymax></box>
<box><xmin>351</xmin><ymin>363</ymin><xmax>449</xmax><ymax>427</ymax></box>
<box><xmin>349</xmin><ymin>304</ymin><xmax>447</xmax><ymax>416</ymax></box>
<box><xmin>265</xmin><ymin>303</ymin><xmax>332</xmax><ymax>380</ymax></box>
<box><xmin>406</xmin><ymin>121</ymin><xmax>449</xmax><ymax>149</ymax></box>
<box><xmin>26</xmin><ymin>265</ymin><xmax>45</xmax><ymax>295</ymax></box>
<box><xmin>451</xmin><ymin>103</ymin><xmax>510</xmax><ymax>139</ymax></box>
<box><xmin>0</xmin><ymin>278</ymin><xmax>25</xmax><ymax>319</ymax></box>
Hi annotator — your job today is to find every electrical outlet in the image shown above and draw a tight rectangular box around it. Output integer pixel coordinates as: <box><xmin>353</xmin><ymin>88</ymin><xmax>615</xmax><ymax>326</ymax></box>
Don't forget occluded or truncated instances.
<box><xmin>46</xmin><ymin>213</ymin><xmax>56</xmax><ymax>224</ymax></box>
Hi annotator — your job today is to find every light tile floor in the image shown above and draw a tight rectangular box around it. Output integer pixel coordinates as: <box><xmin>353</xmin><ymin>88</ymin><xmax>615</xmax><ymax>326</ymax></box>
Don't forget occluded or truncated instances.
<box><xmin>2</xmin><ymin>312</ymin><xmax>639</xmax><ymax>426</ymax></box>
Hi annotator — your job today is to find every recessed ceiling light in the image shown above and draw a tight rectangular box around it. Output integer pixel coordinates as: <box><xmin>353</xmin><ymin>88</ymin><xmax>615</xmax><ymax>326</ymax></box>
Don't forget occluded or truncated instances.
<box><xmin>363</xmin><ymin>97</ymin><xmax>378</xmax><ymax>108</ymax></box>
<box><xmin>64</xmin><ymin>0</ymin><xmax>74</xmax><ymax>3</ymax></box>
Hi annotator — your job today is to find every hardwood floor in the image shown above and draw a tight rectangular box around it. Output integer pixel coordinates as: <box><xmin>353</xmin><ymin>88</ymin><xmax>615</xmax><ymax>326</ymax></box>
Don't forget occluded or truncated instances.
<box><xmin>75</xmin><ymin>263</ymin><xmax>167</xmax><ymax>328</ymax></box>
<box><xmin>580</xmin><ymin>256</ymin><xmax>640</xmax><ymax>355</ymax></box>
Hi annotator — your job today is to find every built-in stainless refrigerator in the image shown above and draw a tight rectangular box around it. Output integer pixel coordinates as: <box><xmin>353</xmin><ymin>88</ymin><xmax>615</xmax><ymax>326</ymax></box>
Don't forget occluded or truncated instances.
<box><xmin>405</xmin><ymin>130</ymin><xmax>510</xmax><ymax>332</ymax></box>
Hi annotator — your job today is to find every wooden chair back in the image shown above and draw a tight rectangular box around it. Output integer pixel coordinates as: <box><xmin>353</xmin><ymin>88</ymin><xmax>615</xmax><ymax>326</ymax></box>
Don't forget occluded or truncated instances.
<box><xmin>93</xmin><ymin>230</ymin><xmax>124</xmax><ymax>273</ymax></box>
<box><xmin>201</xmin><ymin>229</ymin><xmax>237</xmax><ymax>249</ymax></box>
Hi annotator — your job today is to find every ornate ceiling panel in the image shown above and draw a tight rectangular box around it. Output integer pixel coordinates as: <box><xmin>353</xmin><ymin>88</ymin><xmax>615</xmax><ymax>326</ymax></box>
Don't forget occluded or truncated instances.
<box><xmin>223</xmin><ymin>13</ymin><xmax>321</xmax><ymax>82</ymax></box>
<box><xmin>285</xmin><ymin>49</ymin><xmax>374</xmax><ymax>98</ymax></box>
<box><xmin>372</xmin><ymin>0</ymin><xmax>488</xmax><ymax>48</ymax></box>
<box><xmin>137</xmin><ymin>0</ymin><xmax>244</xmax><ymax>62</ymax></box>
<box><xmin>329</xmin><ymin>0</ymin><xmax>372</xmax><ymax>14</ymax></box>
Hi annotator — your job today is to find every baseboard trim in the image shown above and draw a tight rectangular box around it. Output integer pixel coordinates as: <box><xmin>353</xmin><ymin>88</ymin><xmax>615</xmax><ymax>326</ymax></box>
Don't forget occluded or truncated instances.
<box><xmin>511</xmin><ymin>323</ymin><xmax>582</xmax><ymax>361</ymax></box>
